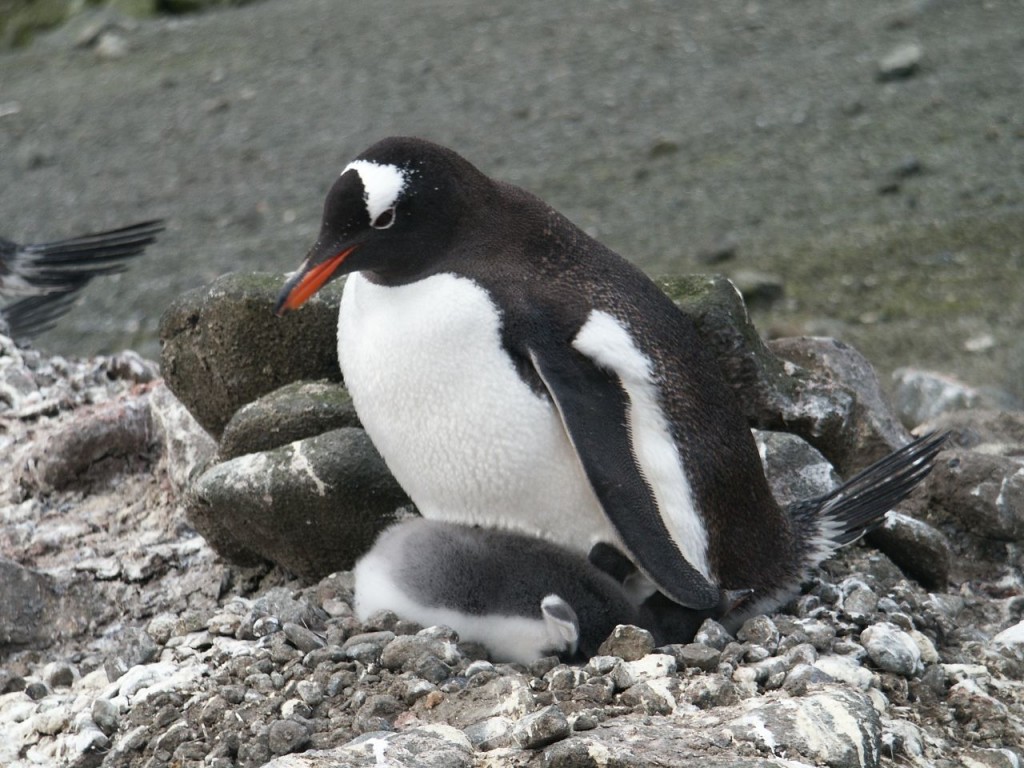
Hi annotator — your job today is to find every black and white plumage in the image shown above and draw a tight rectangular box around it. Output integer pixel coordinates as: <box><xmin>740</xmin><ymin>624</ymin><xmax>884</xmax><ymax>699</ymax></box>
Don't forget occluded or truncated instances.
<box><xmin>276</xmin><ymin>137</ymin><xmax>946</xmax><ymax>638</ymax></box>
<box><xmin>0</xmin><ymin>220</ymin><xmax>164</xmax><ymax>339</ymax></box>
<box><xmin>354</xmin><ymin>518</ymin><xmax>658</xmax><ymax>664</ymax></box>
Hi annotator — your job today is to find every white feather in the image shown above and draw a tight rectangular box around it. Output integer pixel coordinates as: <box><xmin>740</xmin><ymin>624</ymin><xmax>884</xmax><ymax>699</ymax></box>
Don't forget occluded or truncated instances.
<box><xmin>344</xmin><ymin>160</ymin><xmax>407</xmax><ymax>222</ymax></box>
<box><xmin>572</xmin><ymin>309</ymin><xmax>711</xmax><ymax>580</ymax></box>
<box><xmin>338</xmin><ymin>272</ymin><xmax>616</xmax><ymax>554</ymax></box>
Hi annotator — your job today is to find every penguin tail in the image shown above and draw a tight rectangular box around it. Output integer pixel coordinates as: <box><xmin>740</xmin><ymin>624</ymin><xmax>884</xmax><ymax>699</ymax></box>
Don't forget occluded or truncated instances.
<box><xmin>789</xmin><ymin>431</ymin><xmax>949</xmax><ymax>564</ymax></box>
<box><xmin>6</xmin><ymin>220</ymin><xmax>165</xmax><ymax>295</ymax></box>
<box><xmin>1</xmin><ymin>290</ymin><xmax>82</xmax><ymax>339</ymax></box>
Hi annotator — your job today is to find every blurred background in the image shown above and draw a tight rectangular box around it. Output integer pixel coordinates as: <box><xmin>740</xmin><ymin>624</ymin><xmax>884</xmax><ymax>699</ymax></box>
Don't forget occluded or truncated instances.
<box><xmin>1</xmin><ymin>0</ymin><xmax>1022</xmax><ymax>400</ymax></box>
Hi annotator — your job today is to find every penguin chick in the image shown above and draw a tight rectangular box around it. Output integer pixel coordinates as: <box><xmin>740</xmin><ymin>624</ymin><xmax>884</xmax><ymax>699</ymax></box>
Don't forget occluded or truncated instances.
<box><xmin>353</xmin><ymin>518</ymin><xmax>659</xmax><ymax>664</ymax></box>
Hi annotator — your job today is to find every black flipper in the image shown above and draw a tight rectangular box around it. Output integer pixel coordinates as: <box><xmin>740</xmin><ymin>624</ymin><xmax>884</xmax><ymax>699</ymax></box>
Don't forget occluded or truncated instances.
<box><xmin>528</xmin><ymin>344</ymin><xmax>722</xmax><ymax>611</ymax></box>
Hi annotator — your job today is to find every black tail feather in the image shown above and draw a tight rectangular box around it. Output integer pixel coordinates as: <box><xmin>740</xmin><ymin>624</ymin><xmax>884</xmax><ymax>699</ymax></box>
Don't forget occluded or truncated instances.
<box><xmin>788</xmin><ymin>431</ymin><xmax>949</xmax><ymax>548</ymax></box>
<box><xmin>1</xmin><ymin>290</ymin><xmax>82</xmax><ymax>339</ymax></box>
<box><xmin>9</xmin><ymin>220</ymin><xmax>165</xmax><ymax>292</ymax></box>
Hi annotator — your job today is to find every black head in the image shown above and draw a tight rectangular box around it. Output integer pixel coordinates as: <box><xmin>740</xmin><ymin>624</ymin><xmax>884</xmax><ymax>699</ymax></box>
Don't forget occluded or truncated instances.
<box><xmin>275</xmin><ymin>136</ymin><xmax>490</xmax><ymax>314</ymax></box>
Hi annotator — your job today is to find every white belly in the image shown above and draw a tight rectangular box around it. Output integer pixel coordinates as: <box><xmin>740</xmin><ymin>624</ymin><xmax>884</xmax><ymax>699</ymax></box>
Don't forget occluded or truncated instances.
<box><xmin>338</xmin><ymin>272</ymin><xmax>613</xmax><ymax>555</ymax></box>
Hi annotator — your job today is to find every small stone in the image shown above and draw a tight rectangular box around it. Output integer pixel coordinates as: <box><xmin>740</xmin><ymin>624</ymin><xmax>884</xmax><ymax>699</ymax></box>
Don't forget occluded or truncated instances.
<box><xmin>870</xmin><ymin>512</ymin><xmax>950</xmax><ymax>590</ymax></box>
<box><xmin>693</xmin><ymin>619</ymin><xmax>732</xmax><ymax>650</ymax></box>
<box><xmin>95</xmin><ymin>31</ymin><xmax>128</xmax><ymax>60</ymax></box>
<box><xmin>253</xmin><ymin>616</ymin><xmax>282</xmax><ymax>637</ymax></box>
<box><xmin>92</xmin><ymin>698</ymin><xmax>119</xmax><ymax>735</ymax></box>
<box><xmin>281</xmin><ymin>699</ymin><xmax>313</xmax><ymax>720</ymax></box>
<box><xmin>619</xmin><ymin>680</ymin><xmax>675</xmax><ymax>715</ymax></box>
<box><xmin>676</xmin><ymin>643</ymin><xmax>722</xmax><ymax>672</ymax></box>
<box><xmin>783</xmin><ymin>663</ymin><xmax>834</xmax><ymax>695</ymax></box>
<box><xmin>353</xmin><ymin>694</ymin><xmax>403</xmax><ymax>734</ymax></box>
<box><xmin>33</xmin><ymin>706</ymin><xmax>70</xmax><ymax>735</ymax></box>
<box><xmin>511</xmin><ymin>704</ymin><xmax>571</xmax><ymax>749</ymax></box>
<box><xmin>814</xmin><ymin>654</ymin><xmax>875</xmax><ymax>690</ymax></box>
<box><xmin>841</xmin><ymin>583</ymin><xmax>878</xmax><ymax>624</ymax></box>
<box><xmin>42</xmin><ymin>661</ymin><xmax>75</xmax><ymax>688</ymax></box>
<box><xmin>737</xmin><ymin>616</ymin><xmax>780</xmax><ymax>651</ymax></box>
<box><xmin>877</xmin><ymin>43</ymin><xmax>923</xmax><ymax>81</ymax></box>
<box><xmin>402</xmin><ymin>678</ymin><xmax>436</xmax><ymax>705</ymax></box>
<box><xmin>267</xmin><ymin>719</ymin><xmax>310</xmax><ymax>755</ymax></box>
<box><xmin>596</xmin><ymin>624</ymin><xmax>656</xmax><ymax>661</ymax></box>
<box><xmin>295</xmin><ymin>680</ymin><xmax>324</xmax><ymax>707</ymax></box>
<box><xmin>861</xmin><ymin>622</ymin><xmax>922</xmax><ymax>677</ymax></box>
<box><xmin>464</xmin><ymin>716</ymin><xmax>513</xmax><ymax>751</ymax></box>
<box><xmin>25</xmin><ymin>681</ymin><xmax>49</xmax><ymax>700</ymax></box>
<box><xmin>283</xmin><ymin>622</ymin><xmax>326</xmax><ymax>653</ymax></box>
<box><xmin>147</xmin><ymin>614</ymin><xmax>178</xmax><ymax>645</ymax></box>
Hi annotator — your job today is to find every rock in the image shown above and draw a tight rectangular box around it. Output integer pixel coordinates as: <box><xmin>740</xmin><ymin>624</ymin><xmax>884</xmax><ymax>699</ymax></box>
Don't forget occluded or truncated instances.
<box><xmin>727</xmin><ymin>688</ymin><xmax>881</xmax><ymax>768</ymax></box>
<box><xmin>187</xmin><ymin>428</ymin><xmax>409</xmax><ymax>578</ymax></box>
<box><xmin>283</xmin><ymin>725</ymin><xmax>473</xmax><ymax>768</ymax></box>
<box><xmin>103</xmin><ymin>627</ymin><xmax>160</xmax><ymax>682</ymax></box>
<box><xmin>149</xmin><ymin>381</ymin><xmax>218</xmax><ymax>496</ymax></box>
<box><xmin>767</xmin><ymin>336</ymin><xmax>911</xmax><ymax>474</ymax></box>
<box><xmin>868</xmin><ymin>511</ymin><xmax>950</xmax><ymax>589</ymax></box>
<box><xmin>877</xmin><ymin>42</ymin><xmax>923</xmax><ymax>81</ymax></box>
<box><xmin>861</xmin><ymin>622</ymin><xmax>922</xmax><ymax>677</ymax></box>
<box><xmin>921</xmin><ymin>409</ymin><xmax>1024</xmax><ymax>454</ymax></box>
<box><xmin>511</xmin><ymin>704</ymin><xmax>571</xmax><ymax>749</ymax></box>
<box><xmin>728</xmin><ymin>269</ymin><xmax>785</xmax><ymax>309</ymax></box>
<box><xmin>17</xmin><ymin>394</ymin><xmax>154</xmax><ymax>493</ymax></box>
<box><xmin>692</xmin><ymin>619</ymin><xmax>733</xmax><ymax>650</ymax></box>
<box><xmin>464</xmin><ymin>716</ymin><xmax>513</xmax><ymax>751</ymax></box>
<box><xmin>927</xmin><ymin>448</ymin><xmax>1024</xmax><ymax>542</ymax></box>
<box><xmin>991</xmin><ymin>621</ymin><xmax>1024</xmax><ymax>660</ymax></box>
<box><xmin>673</xmin><ymin>643</ymin><xmax>722</xmax><ymax>672</ymax></box>
<box><xmin>737</xmin><ymin>615</ymin><xmax>780</xmax><ymax>652</ymax></box>
<box><xmin>41</xmin><ymin>661</ymin><xmax>75</xmax><ymax>688</ymax></box>
<box><xmin>890</xmin><ymin>369</ymin><xmax>1020</xmax><ymax>428</ymax></box>
<box><xmin>814</xmin><ymin>654</ymin><xmax>875</xmax><ymax>690</ymax></box>
<box><xmin>219</xmin><ymin>379</ymin><xmax>360</xmax><ymax>460</ymax></box>
<box><xmin>755</xmin><ymin>430</ymin><xmax>840</xmax><ymax>506</ymax></box>
<box><xmin>159</xmin><ymin>272</ymin><xmax>345</xmax><ymax>439</ymax></box>
<box><xmin>0</xmin><ymin>557</ymin><xmax>101</xmax><ymax>651</ymax></box>
<box><xmin>596</xmin><ymin>624</ymin><xmax>656</xmax><ymax>661</ymax></box>
<box><xmin>267</xmin><ymin>719</ymin><xmax>310</xmax><ymax>755</ymax></box>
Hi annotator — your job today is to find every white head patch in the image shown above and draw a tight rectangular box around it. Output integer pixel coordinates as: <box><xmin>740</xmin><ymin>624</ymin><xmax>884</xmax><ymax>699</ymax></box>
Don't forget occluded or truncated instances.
<box><xmin>344</xmin><ymin>160</ymin><xmax>407</xmax><ymax>223</ymax></box>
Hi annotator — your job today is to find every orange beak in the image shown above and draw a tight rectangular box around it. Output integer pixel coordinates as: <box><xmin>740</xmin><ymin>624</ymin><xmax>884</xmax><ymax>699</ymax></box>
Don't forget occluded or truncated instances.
<box><xmin>275</xmin><ymin>245</ymin><xmax>357</xmax><ymax>316</ymax></box>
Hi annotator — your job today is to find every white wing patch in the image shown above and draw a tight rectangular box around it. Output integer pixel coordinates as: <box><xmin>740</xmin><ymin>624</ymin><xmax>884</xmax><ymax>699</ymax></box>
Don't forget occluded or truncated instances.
<box><xmin>572</xmin><ymin>309</ymin><xmax>711</xmax><ymax>580</ymax></box>
<box><xmin>344</xmin><ymin>160</ymin><xmax>407</xmax><ymax>223</ymax></box>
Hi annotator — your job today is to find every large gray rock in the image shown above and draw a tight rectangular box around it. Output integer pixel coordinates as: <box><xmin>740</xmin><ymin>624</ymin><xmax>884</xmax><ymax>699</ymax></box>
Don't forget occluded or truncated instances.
<box><xmin>148</xmin><ymin>381</ymin><xmax>219</xmax><ymax>496</ymax></box>
<box><xmin>187</xmin><ymin>427</ymin><xmax>409</xmax><ymax>578</ymax></box>
<box><xmin>869</xmin><ymin>511</ymin><xmax>951</xmax><ymax>590</ymax></box>
<box><xmin>0</xmin><ymin>557</ymin><xmax>104</xmax><ymax>651</ymax></box>
<box><xmin>890</xmin><ymin>368</ymin><xmax>1020</xmax><ymax>428</ymax></box>
<box><xmin>219</xmin><ymin>379</ymin><xmax>360</xmax><ymax>460</ymax></box>
<box><xmin>926</xmin><ymin>448</ymin><xmax>1024</xmax><ymax>542</ymax></box>
<box><xmin>768</xmin><ymin>336</ymin><xmax>910</xmax><ymax>474</ymax></box>
<box><xmin>159</xmin><ymin>272</ymin><xmax>344</xmax><ymax>439</ymax></box>
<box><xmin>542</xmin><ymin>686</ymin><xmax>881</xmax><ymax>768</ymax></box>
<box><xmin>262</xmin><ymin>725</ymin><xmax>474</xmax><ymax>768</ymax></box>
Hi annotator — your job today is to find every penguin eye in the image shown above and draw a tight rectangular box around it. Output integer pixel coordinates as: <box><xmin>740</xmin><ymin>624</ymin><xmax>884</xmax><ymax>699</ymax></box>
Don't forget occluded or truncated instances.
<box><xmin>372</xmin><ymin>207</ymin><xmax>396</xmax><ymax>230</ymax></box>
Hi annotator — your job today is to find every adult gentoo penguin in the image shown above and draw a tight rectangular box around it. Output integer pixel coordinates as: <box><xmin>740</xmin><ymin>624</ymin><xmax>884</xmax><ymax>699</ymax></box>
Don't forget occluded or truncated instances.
<box><xmin>354</xmin><ymin>518</ymin><xmax>660</xmax><ymax>664</ymax></box>
<box><xmin>276</xmin><ymin>137</ymin><xmax>945</xmax><ymax>631</ymax></box>
<box><xmin>0</xmin><ymin>220</ymin><xmax>165</xmax><ymax>339</ymax></box>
